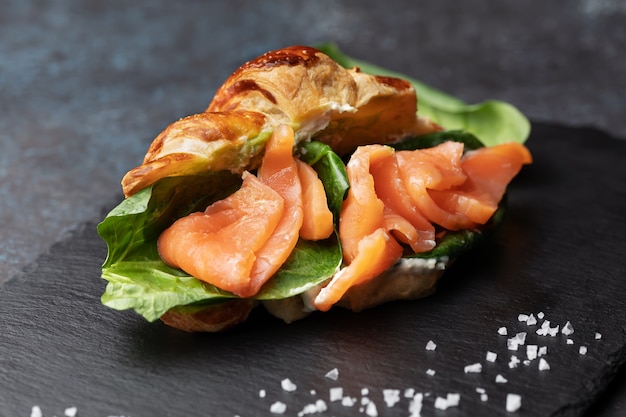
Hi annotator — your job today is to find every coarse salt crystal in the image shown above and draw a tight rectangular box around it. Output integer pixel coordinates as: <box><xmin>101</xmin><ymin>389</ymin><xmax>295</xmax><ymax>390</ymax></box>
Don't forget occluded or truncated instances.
<box><xmin>259</xmin><ymin>389</ymin><xmax>267</xmax><ymax>398</ymax></box>
<box><xmin>526</xmin><ymin>314</ymin><xmax>538</xmax><ymax>325</ymax></box>
<box><xmin>464</xmin><ymin>363</ymin><xmax>483</xmax><ymax>373</ymax></box>
<box><xmin>579</xmin><ymin>346</ymin><xmax>588</xmax><ymax>355</ymax></box>
<box><xmin>365</xmin><ymin>401</ymin><xmax>378</xmax><ymax>417</ymax></box>
<box><xmin>281</xmin><ymin>378</ymin><xmax>297</xmax><ymax>392</ymax></box>
<box><xmin>31</xmin><ymin>406</ymin><xmax>42</xmax><ymax>417</ymax></box>
<box><xmin>330</xmin><ymin>387</ymin><xmax>343</xmax><ymax>402</ymax></box>
<box><xmin>496</xmin><ymin>374</ymin><xmax>508</xmax><ymax>383</ymax></box>
<box><xmin>486</xmin><ymin>351</ymin><xmax>498</xmax><ymax>362</ymax></box>
<box><xmin>537</xmin><ymin>312</ymin><xmax>545</xmax><ymax>319</ymax></box>
<box><xmin>270</xmin><ymin>401</ymin><xmax>287</xmax><ymax>414</ymax></box>
<box><xmin>426</xmin><ymin>369</ymin><xmax>436</xmax><ymax>376</ymax></box>
<box><xmin>561</xmin><ymin>321</ymin><xmax>574</xmax><ymax>336</ymax></box>
<box><xmin>297</xmin><ymin>400</ymin><xmax>328</xmax><ymax>417</ymax></box>
<box><xmin>539</xmin><ymin>358</ymin><xmax>550</xmax><ymax>371</ymax></box>
<box><xmin>361</xmin><ymin>388</ymin><xmax>370</xmax><ymax>396</ymax></box>
<box><xmin>325</xmin><ymin>368</ymin><xmax>339</xmax><ymax>380</ymax></box>
<box><xmin>538</xmin><ymin>346</ymin><xmax>548</xmax><ymax>356</ymax></box>
<box><xmin>523</xmin><ymin>360</ymin><xmax>531</xmax><ymax>366</ymax></box>
<box><xmin>508</xmin><ymin>332</ymin><xmax>527</xmax><ymax>350</ymax></box>
<box><xmin>404</xmin><ymin>388</ymin><xmax>415</xmax><ymax>398</ymax></box>
<box><xmin>476</xmin><ymin>387</ymin><xmax>486</xmax><ymax>394</ymax></box>
<box><xmin>64</xmin><ymin>407</ymin><xmax>78</xmax><ymax>417</ymax></box>
<box><xmin>595</xmin><ymin>332</ymin><xmax>602</xmax><ymax>340</ymax></box>
<box><xmin>383</xmin><ymin>389</ymin><xmax>401</xmax><ymax>407</ymax></box>
<box><xmin>446</xmin><ymin>393</ymin><xmax>461</xmax><ymax>407</ymax></box>
<box><xmin>506</xmin><ymin>393</ymin><xmax>522</xmax><ymax>412</ymax></box>
<box><xmin>518</xmin><ymin>313</ymin><xmax>529</xmax><ymax>322</ymax></box>
<box><xmin>481</xmin><ymin>393</ymin><xmax>489</xmax><ymax>402</ymax></box>
<box><xmin>342</xmin><ymin>397</ymin><xmax>357</xmax><ymax>407</ymax></box>
<box><xmin>409</xmin><ymin>393</ymin><xmax>423</xmax><ymax>417</ymax></box>
<box><xmin>509</xmin><ymin>355</ymin><xmax>521</xmax><ymax>369</ymax></box>
<box><xmin>567</xmin><ymin>338</ymin><xmax>574</xmax><ymax>345</ymax></box>
<box><xmin>425</xmin><ymin>340</ymin><xmax>437</xmax><ymax>351</ymax></box>
<box><xmin>498</xmin><ymin>327</ymin><xmax>508</xmax><ymax>336</ymax></box>
<box><xmin>527</xmin><ymin>345</ymin><xmax>538</xmax><ymax>361</ymax></box>
<box><xmin>434</xmin><ymin>394</ymin><xmax>460</xmax><ymax>410</ymax></box>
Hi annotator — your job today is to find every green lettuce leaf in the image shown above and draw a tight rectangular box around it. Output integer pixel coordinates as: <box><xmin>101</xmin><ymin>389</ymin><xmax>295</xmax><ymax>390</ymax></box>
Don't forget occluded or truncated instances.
<box><xmin>97</xmin><ymin>170</ymin><xmax>342</xmax><ymax>322</ymax></box>
<box><xmin>317</xmin><ymin>43</ymin><xmax>531</xmax><ymax>146</ymax></box>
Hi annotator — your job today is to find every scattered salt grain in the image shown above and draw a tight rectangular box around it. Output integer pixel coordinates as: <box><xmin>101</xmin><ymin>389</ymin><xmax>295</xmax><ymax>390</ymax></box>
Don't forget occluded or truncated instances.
<box><xmin>329</xmin><ymin>387</ymin><xmax>343</xmax><ymax>402</ymax></box>
<box><xmin>325</xmin><ymin>368</ymin><xmax>339</xmax><ymax>381</ymax></box>
<box><xmin>506</xmin><ymin>393</ymin><xmax>522</xmax><ymax>412</ymax></box>
<box><xmin>64</xmin><ymin>407</ymin><xmax>78</xmax><ymax>417</ymax></box>
<box><xmin>537</xmin><ymin>320</ymin><xmax>559</xmax><ymax>337</ymax></box>
<box><xmin>281</xmin><ymin>378</ymin><xmax>297</xmax><ymax>392</ymax></box>
<box><xmin>297</xmin><ymin>400</ymin><xmax>327</xmax><ymax>416</ymax></box>
<box><xmin>486</xmin><ymin>351</ymin><xmax>498</xmax><ymax>362</ymax></box>
<box><xmin>425</xmin><ymin>340</ymin><xmax>437</xmax><ymax>351</ymax></box>
<box><xmin>579</xmin><ymin>346</ymin><xmax>588</xmax><ymax>355</ymax></box>
<box><xmin>342</xmin><ymin>397</ymin><xmax>357</xmax><ymax>407</ymax></box>
<box><xmin>508</xmin><ymin>355</ymin><xmax>521</xmax><ymax>369</ymax></box>
<box><xmin>523</xmin><ymin>360</ymin><xmax>531</xmax><ymax>366</ymax></box>
<box><xmin>561</xmin><ymin>321</ymin><xmax>575</xmax><ymax>336</ymax></box>
<box><xmin>481</xmin><ymin>393</ymin><xmax>489</xmax><ymax>402</ymax></box>
<box><xmin>404</xmin><ymin>388</ymin><xmax>415</xmax><ymax>398</ymax></box>
<box><xmin>426</xmin><ymin>369</ymin><xmax>436</xmax><ymax>376</ymax></box>
<box><xmin>496</xmin><ymin>374</ymin><xmax>508</xmax><ymax>383</ymax></box>
<box><xmin>270</xmin><ymin>401</ymin><xmax>287</xmax><ymax>414</ymax></box>
<box><xmin>526</xmin><ymin>345</ymin><xmax>538</xmax><ymax>361</ymax></box>
<box><xmin>361</xmin><ymin>388</ymin><xmax>370</xmax><ymax>396</ymax></box>
<box><xmin>476</xmin><ymin>387</ymin><xmax>486</xmax><ymax>394</ymax></box>
<box><xmin>365</xmin><ymin>401</ymin><xmax>378</xmax><ymax>417</ymax></box>
<box><xmin>518</xmin><ymin>313</ymin><xmax>529</xmax><ymax>322</ymax></box>
<box><xmin>259</xmin><ymin>389</ymin><xmax>267</xmax><ymax>398</ymax></box>
<box><xmin>310</xmin><ymin>390</ymin><xmax>316</xmax><ymax>395</ymax></box>
<box><xmin>383</xmin><ymin>389</ymin><xmax>401</xmax><ymax>407</ymax></box>
<box><xmin>595</xmin><ymin>332</ymin><xmax>602</xmax><ymax>340</ymax></box>
<box><xmin>434</xmin><ymin>393</ymin><xmax>460</xmax><ymax>410</ymax></box>
<box><xmin>507</xmin><ymin>332</ymin><xmax>527</xmax><ymax>351</ymax></box>
<box><xmin>464</xmin><ymin>363</ymin><xmax>483</xmax><ymax>374</ymax></box>
<box><xmin>498</xmin><ymin>327</ymin><xmax>508</xmax><ymax>336</ymax></box>
<box><xmin>538</xmin><ymin>346</ymin><xmax>548</xmax><ymax>356</ymax></box>
<box><xmin>567</xmin><ymin>338</ymin><xmax>574</xmax><ymax>345</ymax></box>
<box><xmin>539</xmin><ymin>358</ymin><xmax>550</xmax><ymax>371</ymax></box>
<box><xmin>408</xmin><ymin>393</ymin><xmax>423</xmax><ymax>417</ymax></box>
<box><xmin>537</xmin><ymin>312</ymin><xmax>545</xmax><ymax>319</ymax></box>
<box><xmin>526</xmin><ymin>314</ymin><xmax>538</xmax><ymax>326</ymax></box>
<box><xmin>31</xmin><ymin>406</ymin><xmax>42</xmax><ymax>417</ymax></box>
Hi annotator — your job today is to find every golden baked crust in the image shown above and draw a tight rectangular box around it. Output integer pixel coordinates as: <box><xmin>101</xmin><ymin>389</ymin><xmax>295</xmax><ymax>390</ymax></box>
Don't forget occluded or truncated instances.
<box><xmin>120</xmin><ymin>46</ymin><xmax>441</xmax><ymax>197</ymax></box>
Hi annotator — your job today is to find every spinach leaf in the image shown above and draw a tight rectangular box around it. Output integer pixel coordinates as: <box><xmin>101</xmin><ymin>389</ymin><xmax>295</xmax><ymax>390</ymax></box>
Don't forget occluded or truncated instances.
<box><xmin>298</xmin><ymin>140</ymin><xmax>350</xmax><ymax>222</ymax></box>
<box><xmin>97</xmin><ymin>170</ymin><xmax>342</xmax><ymax>322</ymax></box>
<box><xmin>317</xmin><ymin>43</ymin><xmax>531</xmax><ymax>147</ymax></box>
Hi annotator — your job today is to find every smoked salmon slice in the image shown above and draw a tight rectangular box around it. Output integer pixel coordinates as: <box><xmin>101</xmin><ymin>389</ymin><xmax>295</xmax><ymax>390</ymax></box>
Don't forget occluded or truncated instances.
<box><xmin>429</xmin><ymin>142</ymin><xmax>532</xmax><ymax>224</ymax></box>
<box><xmin>314</xmin><ymin>228</ymin><xmax>402</xmax><ymax>312</ymax></box>
<box><xmin>338</xmin><ymin>145</ymin><xmax>394</xmax><ymax>263</ymax></box>
<box><xmin>370</xmin><ymin>152</ymin><xmax>436</xmax><ymax>252</ymax></box>
<box><xmin>157</xmin><ymin>171</ymin><xmax>284</xmax><ymax>297</ymax></box>
<box><xmin>314</xmin><ymin>145</ymin><xmax>404</xmax><ymax>310</ymax></box>
<box><xmin>396</xmin><ymin>142</ymin><xmax>476</xmax><ymax>231</ymax></box>
<box><xmin>249</xmin><ymin>125</ymin><xmax>304</xmax><ymax>293</ymax></box>
<box><xmin>296</xmin><ymin>159</ymin><xmax>334</xmax><ymax>241</ymax></box>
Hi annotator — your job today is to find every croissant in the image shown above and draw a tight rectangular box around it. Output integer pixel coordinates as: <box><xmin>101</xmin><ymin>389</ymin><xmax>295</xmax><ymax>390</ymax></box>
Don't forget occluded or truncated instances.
<box><xmin>121</xmin><ymin>46</ymin><xmax>439</xmax><ymax>197</ymax></box>
<box><xmin>103</xmin><ymin>46</ymin><xmax>530</xmax><ymax>332</ymax></box>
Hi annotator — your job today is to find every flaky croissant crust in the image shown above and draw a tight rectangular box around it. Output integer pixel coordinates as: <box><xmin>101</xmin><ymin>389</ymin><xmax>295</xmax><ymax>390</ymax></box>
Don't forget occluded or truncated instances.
<box><xmin>121</xmin><ymin>46</ymin><xmax>440</xmax><ymax>197</ymax></box>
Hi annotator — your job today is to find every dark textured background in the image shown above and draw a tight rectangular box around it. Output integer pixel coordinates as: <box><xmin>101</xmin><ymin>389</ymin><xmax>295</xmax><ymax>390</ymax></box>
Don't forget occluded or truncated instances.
<box><xmin>1</xmin><ymin>0</ymin><xmax>625</xmax><ymax>415</ymax></box>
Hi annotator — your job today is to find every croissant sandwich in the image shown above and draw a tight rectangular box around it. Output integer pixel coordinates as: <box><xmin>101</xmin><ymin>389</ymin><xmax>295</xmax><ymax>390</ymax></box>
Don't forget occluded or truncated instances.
<box><xmin>98</xmin><ymin>45</ymin><xmax>532</xmax><ymax>332</ymax></box>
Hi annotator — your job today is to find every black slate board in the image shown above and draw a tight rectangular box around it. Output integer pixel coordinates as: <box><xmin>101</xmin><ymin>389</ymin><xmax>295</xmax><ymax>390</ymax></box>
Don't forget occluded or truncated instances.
<box><xmin>1</xmin><ymin>123</ymin><xmax>625</xmax><ymax>417</ymax></box>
